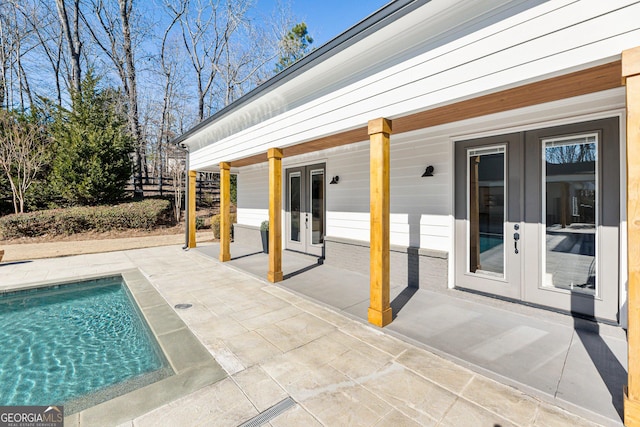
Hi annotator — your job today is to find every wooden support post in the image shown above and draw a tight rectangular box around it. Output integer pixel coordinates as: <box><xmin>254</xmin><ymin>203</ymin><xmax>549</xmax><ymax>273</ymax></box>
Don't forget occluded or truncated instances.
<box><xmin>625</xmin><ymin>46</ymin><xmax>640</xmax><ymax>427</ymax></box>
<box><xmin>268</xmin><ymin>148</ymin><xmax>283</xmax><ymax>283</ymax></box>
<box><xmin>219</xmin><ymin>162</ymin><xmax>231</xmax><ymax>262</ymax></box>
<box><xmin>188</xmin><ymin>170</ymin><xmax>197</xmax><ymax>248</ymax></box>
<box><xmin>368</xmin><ymin>118</ymin><xmax>393</xmax><ymax>327</ymax></box>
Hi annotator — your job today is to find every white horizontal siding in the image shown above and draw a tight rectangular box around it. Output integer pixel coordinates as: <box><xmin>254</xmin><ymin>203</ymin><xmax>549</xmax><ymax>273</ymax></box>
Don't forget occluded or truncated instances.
<box><xmin>236</xmin><ymin>166</ymin><xmax>268</xmax><ymax>227</ymax></box>
<box><xmin>235</xmin><ymin>88</ymin><xmax>625</xmax><ymax>255</ymax></box>
<box><xmin>188</xmin><ymin>0</ymin><xmax>638</xmax><ymax>170</ymax></box>
<box><xmin>235</xmin><ymin>133</ymin><xmax>453</xmax><ymax>251</ymax></box>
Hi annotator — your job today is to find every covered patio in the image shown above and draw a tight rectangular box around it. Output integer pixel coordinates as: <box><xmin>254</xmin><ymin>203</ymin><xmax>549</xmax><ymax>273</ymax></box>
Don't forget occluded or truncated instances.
<box><xmin>174</xmin><ymin>2</ymin><xmax>640</xmax><ymax>425</ymax></box>
<box><xmin>195</xmin><ymin>241</ymin><xmax>627</xmax><ymax>426</ymax></box>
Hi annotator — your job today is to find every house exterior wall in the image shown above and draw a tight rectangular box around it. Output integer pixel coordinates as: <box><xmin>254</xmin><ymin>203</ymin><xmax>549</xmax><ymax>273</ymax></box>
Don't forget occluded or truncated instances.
<box><xmin>236</xmin><ymin>164</ymin><xmax>269</xmax><ymax>228</ymax></box>
<box><xmin>233</xmin><ymin>88</ymin><xmax>626</xmax><ymax>296</ymax></box>
<box><xmin>186</xmin><ymin>1</ymin><xmax>634</xmax><ymax>325</ymax></box>
<box><xmin>236</xmin><ymin>132</ymin><xmax>452</xmax><ymax>253</ymax></box>
<box><xmin>188</xmin><ymin>0</ymin><xmax>640</xmax><ymax>169</ymax></box>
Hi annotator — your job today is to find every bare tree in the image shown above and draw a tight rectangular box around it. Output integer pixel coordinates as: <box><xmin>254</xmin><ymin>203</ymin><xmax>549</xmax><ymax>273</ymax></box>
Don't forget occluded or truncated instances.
<box><xmin>166</xmin><ymin>145</ymin><xmax>185</xmax><ymax>222</ymax></box>
<box><xmin>216</xmin><ymin>21</ymin><xmax>281</xmax><ymax>107</ymax></box>
<box><xmin>0</xmin><ymin>4</ymin><xmax>8</xmax><ymax>108</ymax></box>
<box><xmin>55</xmin><ymin>0</ymin><xmax>82</xmax><ymax>96</ymax></box>
<box><xmin>0</xmin><ymin>110</ymin><xmax>50</xmax><ymax>213</ymax></box>
<box><xmin>20</xmin><ymin>0</ymin><xmax>66</xmax><ymax>107</ymax></box>
<box><xmin>83</xmin><ymin>0</ymin><xmax>147</xmax><ymax>188</ymax></box>
<box><xmin>7</xmin><ymin>2</ymin><xmax>36</xmax><ymax>112</ymax></box>
<box><xmin>0</xmin><ymin>3</ymin><xmax>16</xmax><ymax>109</ymax></box>
<box><xmin>0</xmin><ymin>1</ymin><xmax>37</xmax><ymax>111</ymax></box>
<box><xmin>170</xmin><ymin>0</ymin><xmax>241</xmax><ymax>121</ymax></box>
<box><xmin>157</xmin><ymin>3</ymin><xmax>187</xmax><ymax>190</ymax></box>
<box><xmin>118</xmin><ymin>0</ymin><xmax>145</xmax><ymax>184</ymax></box>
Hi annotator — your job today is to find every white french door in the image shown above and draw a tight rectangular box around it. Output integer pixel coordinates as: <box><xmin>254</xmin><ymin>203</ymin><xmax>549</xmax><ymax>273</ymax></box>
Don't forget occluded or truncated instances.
<box><xmin>285</xmin><ymin>164</ymin><xmax>325</xmax><ymax>257</ymax></box>
<box><xmin>454</xmin><ymin>118</ymin><xmax>620</xmax><ymax>322</ymax></box>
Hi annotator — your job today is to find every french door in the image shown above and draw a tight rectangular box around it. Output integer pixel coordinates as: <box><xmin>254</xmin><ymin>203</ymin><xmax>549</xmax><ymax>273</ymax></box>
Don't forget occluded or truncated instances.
<box><xmin>454</xmin><ymin>118</ymin><xmax>620</xmax><ymax>322</ymax></box>
<box><xmin>285</xmin><ymin>164</ymin><xmax>325</xmax><ymax>257</ymax></box>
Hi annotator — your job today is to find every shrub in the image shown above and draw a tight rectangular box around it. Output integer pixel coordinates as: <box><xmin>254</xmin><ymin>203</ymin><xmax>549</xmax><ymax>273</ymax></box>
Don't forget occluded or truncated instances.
<box><xmin>0</xmin><ymin>199</ymin><xmax>171</xmax><ymax>239</ymax></box>
<box><xmin>196</xmin><ymin>216</ymin><xmax>205</xmax><ymax>230</ymax></box>
<box><xmin>211</xmin><ymin>213</ymin><xmax>237</xmax><ymax>239</ymax></box>
<box><xmin>260</xmin><ymin>220</ymin><xmax>269</xmax><ymax>231</ymax></box>
<box><xmin>49</xmin><ymin>72</ymin><xmax>133</xmax><ymax>205</ymax></box>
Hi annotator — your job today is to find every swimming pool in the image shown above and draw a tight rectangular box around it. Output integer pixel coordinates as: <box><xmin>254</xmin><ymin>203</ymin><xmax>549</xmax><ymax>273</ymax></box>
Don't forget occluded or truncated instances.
<box><xmin>0</xmin><ymin>276</ymin><xmax>170</xmax><ymax>413</ymax></box>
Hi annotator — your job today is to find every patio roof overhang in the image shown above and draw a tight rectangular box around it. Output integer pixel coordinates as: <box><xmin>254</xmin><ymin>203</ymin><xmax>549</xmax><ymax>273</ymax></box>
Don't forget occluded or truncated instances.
<box><xmin>228</xmin><ymin>60</ymin><xmax>622</xmax><ymax>168</ymax></box>
<box><xmin>178</xmin><ymin>0</ymin><xmax>613</xmax><ymax>172</ymax></box>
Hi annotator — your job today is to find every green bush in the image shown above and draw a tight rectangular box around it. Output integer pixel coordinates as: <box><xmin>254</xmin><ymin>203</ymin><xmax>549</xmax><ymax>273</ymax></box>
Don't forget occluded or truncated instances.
<box><xmin>0</xmin><ymin>199</ymin><xmax>171</xmax><ymax>239</ymax></box>
<box><xmin>211</xmin><ymin>213</ymin><xmax>237</xmax><ymax>239</ymax></box>
<box><xmin>195</xmin><ymin>216</ymin><xmax>205</xmax><ymax>230</ymax></box>
<box><xmin>50</xmin><ymin>72</ymin><xmax>133</xmax><ymax>205</ymax></box>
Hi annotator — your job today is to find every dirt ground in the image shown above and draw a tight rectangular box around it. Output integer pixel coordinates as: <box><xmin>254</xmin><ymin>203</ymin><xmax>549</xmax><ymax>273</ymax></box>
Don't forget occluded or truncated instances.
<box><xmin>0</xmin><ymin>224</ymin><xmax>189</xmax><ymax>245</ymax></box>
<box><xmin>0</xmin><ymin>227</ymin><xmax>215</xmax><ymax>263</ymax></box>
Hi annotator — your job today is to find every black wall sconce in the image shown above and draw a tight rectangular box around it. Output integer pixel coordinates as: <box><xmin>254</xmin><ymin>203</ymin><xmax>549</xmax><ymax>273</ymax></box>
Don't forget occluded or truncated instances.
<box><xmin>421</xmin><ymin>165</ymin><xmax>434</xmax><ymax>177</ymax></box>
<box><xmin>330</xmin><ymin>176</ymin><xmax>340</xmax><ymax>184</ymax></box>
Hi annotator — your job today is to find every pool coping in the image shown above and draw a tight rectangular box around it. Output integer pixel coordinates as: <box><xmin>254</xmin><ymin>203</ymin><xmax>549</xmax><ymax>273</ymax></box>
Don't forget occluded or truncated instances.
<box><xmin>3</xmin><ymin>269</ymin><xmax>227</xmax><ymax>427</ymax></box>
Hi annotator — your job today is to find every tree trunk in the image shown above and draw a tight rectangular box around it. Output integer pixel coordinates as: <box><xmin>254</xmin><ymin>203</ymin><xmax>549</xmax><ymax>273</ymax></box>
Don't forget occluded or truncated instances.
<box><xmin>55</xmin><ymin>0</ymin><xmax>82</xmax><ymax>96</ymax></box>
<box><xmin>118</xmin><ymin>0</ymin><xmax>143</xmax><ymax>191</ymax></box>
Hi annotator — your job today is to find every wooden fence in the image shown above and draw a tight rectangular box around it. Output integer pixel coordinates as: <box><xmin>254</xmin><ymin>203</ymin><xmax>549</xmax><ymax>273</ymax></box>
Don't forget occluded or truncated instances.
<box><xmin>126</xmin><ymin>175</ymin><xmax>220</xmax><ymax>207</ymax></box>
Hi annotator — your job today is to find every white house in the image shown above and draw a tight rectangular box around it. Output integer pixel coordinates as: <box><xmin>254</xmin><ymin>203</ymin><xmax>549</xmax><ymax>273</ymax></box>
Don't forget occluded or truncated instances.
<box><xmin>174</xmin><ymin>1</ymin><xmax>640</xmax><ymax>423</ymax></box>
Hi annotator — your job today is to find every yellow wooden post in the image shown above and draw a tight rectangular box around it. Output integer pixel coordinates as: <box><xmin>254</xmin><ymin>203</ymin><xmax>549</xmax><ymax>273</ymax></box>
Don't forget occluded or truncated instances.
<box><xmin>624</xmin><ymin>45</ymin><xmax>640</xmax><ymax>427</ymax></box>
<box><xmin>368</xmin><ymin>118</ymin><xmax>393</xmax><ymax>327</ymax></box>
<box><xmin>188</xmin><ymin>170</ymin><xmax>197</xmax><ymax>248</ymax></box>
<box><xmin>219</xmin><ymin>162</ymin><xmax>231</xmax><ymax>262</ymax></box>
<box><xmin>268</xmin><ymin>148</ymin><xmax>283</xmax><ymax>282</ymax></box>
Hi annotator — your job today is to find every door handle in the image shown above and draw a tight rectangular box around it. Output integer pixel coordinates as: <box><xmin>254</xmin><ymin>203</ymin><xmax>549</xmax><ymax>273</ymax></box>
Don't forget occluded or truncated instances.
<box><xmin>514</xmin><ymin>232</ymin><xmax>520</xmax><ymax>254</ymax></box>
<box><xmin>305</xmin><ymin>214</ymin><xmax>309</xmax><ymax>229</ymax></box>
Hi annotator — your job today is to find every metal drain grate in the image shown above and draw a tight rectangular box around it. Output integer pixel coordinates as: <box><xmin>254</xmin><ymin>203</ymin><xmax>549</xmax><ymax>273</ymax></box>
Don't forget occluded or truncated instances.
<box><xmin>238</xmin><ymin>397</ymin><xmax>296</xmax><ymax>427</ymax></box>
<box><xmin>174</xmin><ymin>303</ymin><xmax>192</xmax><ymax>309</ymax></box>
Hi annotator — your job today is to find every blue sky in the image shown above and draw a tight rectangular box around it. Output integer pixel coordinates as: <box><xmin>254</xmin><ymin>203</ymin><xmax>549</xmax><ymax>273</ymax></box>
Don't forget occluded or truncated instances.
<box><xmin>257</xmin><ymin>0</ymin><xmax>390</xmax><ymax>46</ymax></box>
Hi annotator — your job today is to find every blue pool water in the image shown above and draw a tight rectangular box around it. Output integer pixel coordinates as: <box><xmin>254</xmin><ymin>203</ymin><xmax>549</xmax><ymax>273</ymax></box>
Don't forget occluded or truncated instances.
<box><xmin>480</xmin><ymin>234</ymin><xmax>503</xmax><ymax>253</ymax></box>
<box><xmin>0</xmin><ymin>277</ymin><xmax>166</xmax><ymax>409</ymax></box>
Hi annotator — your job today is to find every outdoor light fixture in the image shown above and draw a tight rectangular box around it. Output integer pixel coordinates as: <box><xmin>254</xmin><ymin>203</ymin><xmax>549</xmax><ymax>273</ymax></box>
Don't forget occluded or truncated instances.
<box><xmin>330</xmin><ymin>176</ymin><xmax>340</xmax><ymax>184</ymax></box>
<box><xmin>421</xmin><ymin>166</ymin><xmax>434</xmax><ymax>177</ymax></box>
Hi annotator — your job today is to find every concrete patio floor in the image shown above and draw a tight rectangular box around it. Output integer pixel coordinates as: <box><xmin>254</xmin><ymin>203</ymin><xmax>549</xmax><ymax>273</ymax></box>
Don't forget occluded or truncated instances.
<box><xmin>0</xmin><ymin>243</ymin><xmax>618</xmax><ymax>426</ymax></box>
<box><xmin>196</xmin><ymin>242</ymin><xmax>627</xmax><ymax>427</ymax></box>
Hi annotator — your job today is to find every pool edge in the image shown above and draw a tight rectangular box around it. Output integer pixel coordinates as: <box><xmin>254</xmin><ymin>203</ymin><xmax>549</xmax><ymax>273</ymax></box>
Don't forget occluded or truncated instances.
<box><xmin>5</xmin><ymin>269</ymin><xmax>227</xmax><ymax>427</ymax></box>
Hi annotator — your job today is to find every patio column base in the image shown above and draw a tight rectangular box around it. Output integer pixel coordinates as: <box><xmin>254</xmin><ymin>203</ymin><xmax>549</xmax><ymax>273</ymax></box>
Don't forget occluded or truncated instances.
<box><xmin>625</xmin><ymin>387</ymin><xmax>640</xmax><ymax>426</ymax></box>
<box><xmin>368</xmin><ymin>307</ymin><xmax>392</xmax><ymax>328</ymax></box>
<box><xmin>267</xmin><ymin>271</ymin><xmax>283</xmax><ymax>283</ymax></box>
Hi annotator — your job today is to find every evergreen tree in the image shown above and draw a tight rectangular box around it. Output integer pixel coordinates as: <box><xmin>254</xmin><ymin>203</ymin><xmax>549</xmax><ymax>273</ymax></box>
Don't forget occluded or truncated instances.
<box><xmin>50</xmin><ymin>72</ymin><xmax>133</xmax><ymax>205</ymax></box>
<box><xmin>275</xmin><ymin>22</ymin><xmax>313</xmax><ymax>72</ymax></box>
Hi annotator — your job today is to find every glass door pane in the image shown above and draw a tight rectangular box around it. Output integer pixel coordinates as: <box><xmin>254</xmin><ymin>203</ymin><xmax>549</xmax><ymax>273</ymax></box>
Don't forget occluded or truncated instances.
<box><xmin>289</xmin><ymin>173</ymin><xmax>301</xmax><ymax>242</ymax></box>
<box><xmin>543</xmin><ymin>134</ymin><xmax>597</xmax><ymax>295</ymax></box>
<box><xmin>310</xmin><ymin>169</ymin><xmax>324</xmax><ymax>245</ymax></box>
<box><xmin>468</xmin><ymin>146</ymin><xmax>505</xmax><ymax>276</ymax></box>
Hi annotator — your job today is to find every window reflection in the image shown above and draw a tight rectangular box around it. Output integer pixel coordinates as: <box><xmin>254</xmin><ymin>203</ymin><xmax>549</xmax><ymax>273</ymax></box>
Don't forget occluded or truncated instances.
<box><xmin>311</xmin><ymin>170</ymin><xmax>324</xmax><ymax>245</ymax></box>
<box><xmin>468</xmin><ymin>147</ymin><xmax>505</xmax><ymax>276</ymax></box>
<box><xmin>290</xmin><ymin>174</ymin><xmax>300</xmax><ymax>242</ymax></box>
<box><xmin>544</xmin><ymin>135</ymin><xmax>597</xmax><ymax>294</ymax></box>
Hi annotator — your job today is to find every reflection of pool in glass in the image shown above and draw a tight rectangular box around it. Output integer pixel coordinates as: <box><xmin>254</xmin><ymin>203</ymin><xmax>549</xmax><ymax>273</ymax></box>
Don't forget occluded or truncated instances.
<box><xmin>480</xmin><ymin>233</ymin><xmax>503</xmax><ymax>253</ymax></box>
<box><xmin>0</xmin><ymin>277</ymin><xmax>170</xmax><ymax>413</ymax></box>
